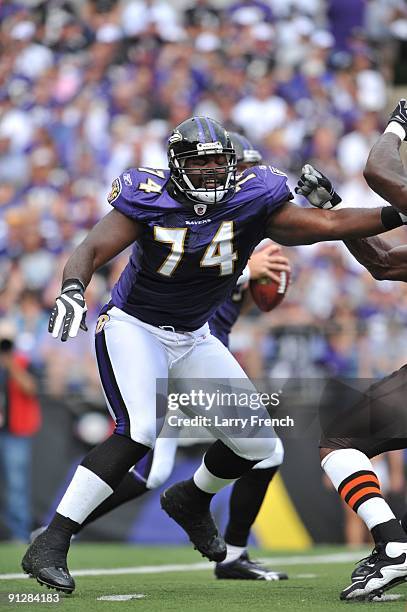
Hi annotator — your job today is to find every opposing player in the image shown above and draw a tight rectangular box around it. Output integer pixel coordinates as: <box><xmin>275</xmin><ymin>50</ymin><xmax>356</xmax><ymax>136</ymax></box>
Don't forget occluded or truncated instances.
<box><xmin>295</xmin><ymin>101</ymin><xmax>407</xmax><ymax>601</ymax></box>
<box><xmin>22</xmin><ymin>116</ymin><xmax>404</xmax><ymax>594</ymax></box>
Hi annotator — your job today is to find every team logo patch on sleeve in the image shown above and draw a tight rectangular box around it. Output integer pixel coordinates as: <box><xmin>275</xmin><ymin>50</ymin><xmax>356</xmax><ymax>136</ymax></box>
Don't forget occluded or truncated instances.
<box><xmin>95</xmin><ymin>314</ymin><xmax>110</xmax><ymax>334</ymax></box>
<box><xmin>107</xmin><ymin>178</ymin><xmax>122</xmax><ymax>203</ymax></box>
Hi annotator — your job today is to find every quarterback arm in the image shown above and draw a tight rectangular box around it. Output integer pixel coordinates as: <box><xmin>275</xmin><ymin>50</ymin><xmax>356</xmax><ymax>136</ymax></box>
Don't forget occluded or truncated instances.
<box><xmin>62</xmin><ymin>209</ymin><xmax>141</xmax><ymax>288</ymax></box>
<box><xmin>265</xmin><ymin>201</ymin><xmax>388</xmax><ymax>246</ymax></box>
<box><xmin>364</xmin><ymin>134</ymin><xmax>407</xmax><ymax>212</ymax></box>
<box><xmin>344</xmin><ymin>236</ymin><xmax>407</xmax><ymax>281</ymax></box>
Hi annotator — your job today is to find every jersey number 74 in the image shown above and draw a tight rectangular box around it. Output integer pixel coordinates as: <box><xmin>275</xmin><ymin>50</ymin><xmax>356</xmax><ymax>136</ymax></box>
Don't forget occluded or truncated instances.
<box><xmin>154</xmin><ymin>221</ymin><xmax>237</xmax><ymax>277</ymax></box>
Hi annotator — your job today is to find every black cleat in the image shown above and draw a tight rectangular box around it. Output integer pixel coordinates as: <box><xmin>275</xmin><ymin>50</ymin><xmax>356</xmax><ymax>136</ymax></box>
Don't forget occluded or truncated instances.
<box><xmin>215</xmin><ymin>551</ymin><xmax>288</xmax><ymax>581</ymax></box>
<box><xmin>29</xmin><ymin>526</ymin><xmax>47</xmax><ymax>544</ymax></box>
<box><xmin>21</xmin><ymin>532</ymin><xmax>75</xmax><ymax>594</ymax></box>
<box><xmin>351</xmin><ymin>547</ymin><xmax>382</xmax><ymax>581</ymax></box>
<box><xmin>340</xmin><ymin>542</ymin><xmax>407</xmax><ymax>601</ymax></box>
<box><xmin>160</xmin><ymin>481</ymin><xmax>226</xmax><ymax>562</ymax></box>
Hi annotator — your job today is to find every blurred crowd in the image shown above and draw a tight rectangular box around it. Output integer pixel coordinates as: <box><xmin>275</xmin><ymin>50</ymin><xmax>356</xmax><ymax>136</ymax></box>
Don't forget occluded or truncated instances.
<box><xmin>1</xmin><ymin>0</ymin><xmax>407</xmax><ymax>397</ymax></box>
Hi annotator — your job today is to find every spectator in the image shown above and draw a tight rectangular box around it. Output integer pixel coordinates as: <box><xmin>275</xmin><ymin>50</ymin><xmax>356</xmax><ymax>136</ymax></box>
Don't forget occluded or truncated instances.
<box><xmin>0</xmin><ymin>325</ymin><xmax>41</xmax><ymax>541</ymax></box>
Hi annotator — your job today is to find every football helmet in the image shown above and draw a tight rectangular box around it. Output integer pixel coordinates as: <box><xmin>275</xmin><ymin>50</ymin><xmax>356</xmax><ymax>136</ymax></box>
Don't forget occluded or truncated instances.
<box><xmin>168</xmin><ymin>116</ymin><xmax>236</xmax><ymax>205</ymax></box>
<box><xmin>228</xmin><ymin>131</ymin><xmax>262</xmax><ymax>172</ymax></box>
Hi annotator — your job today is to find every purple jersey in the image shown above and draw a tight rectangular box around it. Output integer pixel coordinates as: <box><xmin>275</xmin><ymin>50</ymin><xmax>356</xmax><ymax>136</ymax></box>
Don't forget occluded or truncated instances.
<box><xmin>109</xmin><ymin>165</ymin><xmax>292</xmax><ymax>331</ymax></box>
<box><xmin>209</xmin><ymin>286</ymin><xmax>245</xmax><ymax>347</ymax></box>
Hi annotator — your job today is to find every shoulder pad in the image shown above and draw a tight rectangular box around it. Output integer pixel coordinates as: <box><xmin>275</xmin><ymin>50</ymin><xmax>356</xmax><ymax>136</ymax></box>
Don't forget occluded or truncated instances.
<box><xmin>107</xmin><ymin>167</ymin><xmax>170</xmax><ymax>202</ymax></box>
<box><xmin>234</xmin><ymin>164</ymin><xmax>292</xmax><ymax>210</ymax></box>
<box><xmin>107</xmin><ymin>168</ymin><xmax>172</xmax><ymax>220</ymax></box>
<box><xmin>123</xmin><ymin>167</ymin><xmax>170</xmax><ymax>198</ymax></box>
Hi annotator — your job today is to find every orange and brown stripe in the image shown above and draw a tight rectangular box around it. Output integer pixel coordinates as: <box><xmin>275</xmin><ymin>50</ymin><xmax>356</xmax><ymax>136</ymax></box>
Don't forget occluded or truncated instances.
<box><xmin>338</xmin><ymin>470</ymin><xmax>381</xmax><ymax>512</ymax></box>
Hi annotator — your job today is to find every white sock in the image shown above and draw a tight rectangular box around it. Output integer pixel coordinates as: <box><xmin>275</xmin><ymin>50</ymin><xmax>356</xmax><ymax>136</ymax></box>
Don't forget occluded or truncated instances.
<box><xmin>57</xmin><ymin>465</ymin><xmax>114</xmax><ymax>524</ymax></box>
<box><xmin>220</xmin><ymin>544</ymin><xmax>246</xmax><ymax>564</ymax></box>
<box><xmin>321</xmin><ymin>449</ymin><xmax>395</xmax><ymax>530</ymax></box>
<box><xmin>193</xmin><ymin>461</ymin><xmax>236</xmax><ymax>494</ymax></box>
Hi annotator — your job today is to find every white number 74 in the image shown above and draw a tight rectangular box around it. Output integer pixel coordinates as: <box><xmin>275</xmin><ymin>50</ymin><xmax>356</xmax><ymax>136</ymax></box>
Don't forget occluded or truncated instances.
<box><xmin>154</xmin><ymin>221</ymin><xmax>237</xmax><ymax>277</ymax></box>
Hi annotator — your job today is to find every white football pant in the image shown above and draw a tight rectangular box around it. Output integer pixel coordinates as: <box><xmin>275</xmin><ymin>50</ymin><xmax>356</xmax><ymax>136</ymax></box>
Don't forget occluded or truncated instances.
<box><xmin>95</xmin><ymin>306</ymin><xmax>279</xmax><ymax>462</ymax></box>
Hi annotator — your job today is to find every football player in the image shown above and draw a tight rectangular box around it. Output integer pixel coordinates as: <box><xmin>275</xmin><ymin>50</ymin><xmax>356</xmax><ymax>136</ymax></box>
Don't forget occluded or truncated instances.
<box><xmin>41</xmin><ymin>133</ymin><xmax>289</xmax><ymax>582</ymax></box>
<box><xmin>22</xmin><ymin>116</ymin><xmax>404</xmax><ymax>594</ymax></box>
<box><xmin>295</xmin><ymin>100</ymin><xmax>407</xmax><ymax>601</ymax></box>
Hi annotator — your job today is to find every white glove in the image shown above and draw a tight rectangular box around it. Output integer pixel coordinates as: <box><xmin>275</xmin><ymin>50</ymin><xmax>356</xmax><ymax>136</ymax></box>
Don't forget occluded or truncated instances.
<box><xmin>48</xmin><ymin>279</ymin><xmax>88</xmax><ymax>342</ymax></box>
<box><xmin>295</xmin><ymin>164</ymin><xmax>343</xmax><ymax>209</ymax></box>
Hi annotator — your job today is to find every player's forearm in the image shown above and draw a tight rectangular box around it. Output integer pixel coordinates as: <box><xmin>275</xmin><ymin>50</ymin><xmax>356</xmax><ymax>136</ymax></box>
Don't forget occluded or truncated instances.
<box><xmin>269</xmin><ymin>207</ymin><xmax>389</xmax><ymax>246</ymax></box>
<box><xmin>266</xmin><ymin>201</ymin><xmax>399</xmax><ymax>246</ymax></box>
<box><xmin>61</xmin><ymin>210</ymin><xmax>141</xmax><ymax>289</ymax></box>
<box><xmin>364</xmin><ymin>134</ymin><xmax>407</xmax><ymax>212</ymax></box>
<box><xmin>323</xmin><ymin>207</ymin><xmax>387</xmax><ymax>241</ymax></box>
<box><xmin>62</xmin><ymin>241</ymin><xmax>98</xmax><ymax>289</ymax></box>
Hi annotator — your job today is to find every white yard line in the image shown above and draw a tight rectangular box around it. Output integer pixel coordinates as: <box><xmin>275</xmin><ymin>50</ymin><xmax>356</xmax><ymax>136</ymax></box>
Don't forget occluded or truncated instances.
<box><xmin>97</xmin><ymin>594</ymin><xmax>145</xmax><ymax>601</ymax></box>
<box><xmin>0</xmin><ymin>550</ymin><xmax>369</xmax><ymax>581</ymax></box>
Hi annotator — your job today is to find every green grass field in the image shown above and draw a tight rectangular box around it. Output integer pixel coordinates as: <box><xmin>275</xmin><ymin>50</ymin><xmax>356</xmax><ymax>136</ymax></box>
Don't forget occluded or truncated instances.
<box><xmin>0</xmin><ymin>543</ymin><xmax>406</xmax><ymax>612</ymax></box>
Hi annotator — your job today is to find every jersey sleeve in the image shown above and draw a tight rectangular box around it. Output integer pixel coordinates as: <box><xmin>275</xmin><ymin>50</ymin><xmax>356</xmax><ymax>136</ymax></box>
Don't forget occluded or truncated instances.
<box><xmin>106</xmin><ymin>168</ymin><xmax>169</xmax><ymax>222</ymax></box>
<box><xmin>259</xmin><ymin>165</ymin><xmax>293</xmax><ymax>213</ymax></box>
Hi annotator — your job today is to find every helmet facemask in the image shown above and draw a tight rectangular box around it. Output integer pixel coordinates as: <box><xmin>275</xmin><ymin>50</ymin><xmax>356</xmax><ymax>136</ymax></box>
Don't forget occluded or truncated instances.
<box><xmin>169</xmin><ymin>142</ymin><xmax>237</xmax><ymax>205</ymax></box>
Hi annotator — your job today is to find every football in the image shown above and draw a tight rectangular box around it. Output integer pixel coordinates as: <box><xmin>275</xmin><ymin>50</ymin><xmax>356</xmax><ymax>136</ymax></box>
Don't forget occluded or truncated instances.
<box><xmin>249</xmin><ymin>270</ymin><xmax>290</xmax><ymax>312</ymax></box>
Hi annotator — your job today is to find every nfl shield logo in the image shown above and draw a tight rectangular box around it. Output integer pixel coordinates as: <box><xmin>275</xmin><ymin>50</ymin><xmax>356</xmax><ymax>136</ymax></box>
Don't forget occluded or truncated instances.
<box><xmin>194</xmin><ymin>204</ymin><xmax>207</xmax><ymax>216</ymax></box>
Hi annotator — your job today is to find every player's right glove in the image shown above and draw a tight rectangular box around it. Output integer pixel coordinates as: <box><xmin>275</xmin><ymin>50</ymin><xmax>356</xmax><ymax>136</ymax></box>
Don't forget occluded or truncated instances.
<box><xmin>386</xmin><ymin>99</ymin><xmax>407</xmax><ymax>140</ymax></box>
<box><xmin>48</xmin><ymin>278</ymin><xmax>88</xmax><ymax>342</ymax></box>
<box><xmin>295</xmin><ymin>164</ymin><xmax>342</xmax><ymax>209</ymax></box>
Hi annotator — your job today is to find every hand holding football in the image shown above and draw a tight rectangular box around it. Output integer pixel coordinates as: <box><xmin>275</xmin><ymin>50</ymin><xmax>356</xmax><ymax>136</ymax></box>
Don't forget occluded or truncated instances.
<box><xmin>250</xmin><ymin>269</ymin><xmax>290</xmax><ymax>312</ymax></box>
<box><xmin>248</xmin><ymin>243</ymin><xmax>290</xmax><ymax>312</ymax></box>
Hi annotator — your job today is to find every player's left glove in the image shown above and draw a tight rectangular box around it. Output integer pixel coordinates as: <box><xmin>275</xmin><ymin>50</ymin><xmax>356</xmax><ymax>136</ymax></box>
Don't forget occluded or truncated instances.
<box><xmin>48</xmin><ymin>278</ymin><xmax>88</xmax><ymax>342</ymax></box>
<box><xmin>295</xmin><ymin>164</ymin><xmax>342</xmax><ymax>209</ymax></box>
